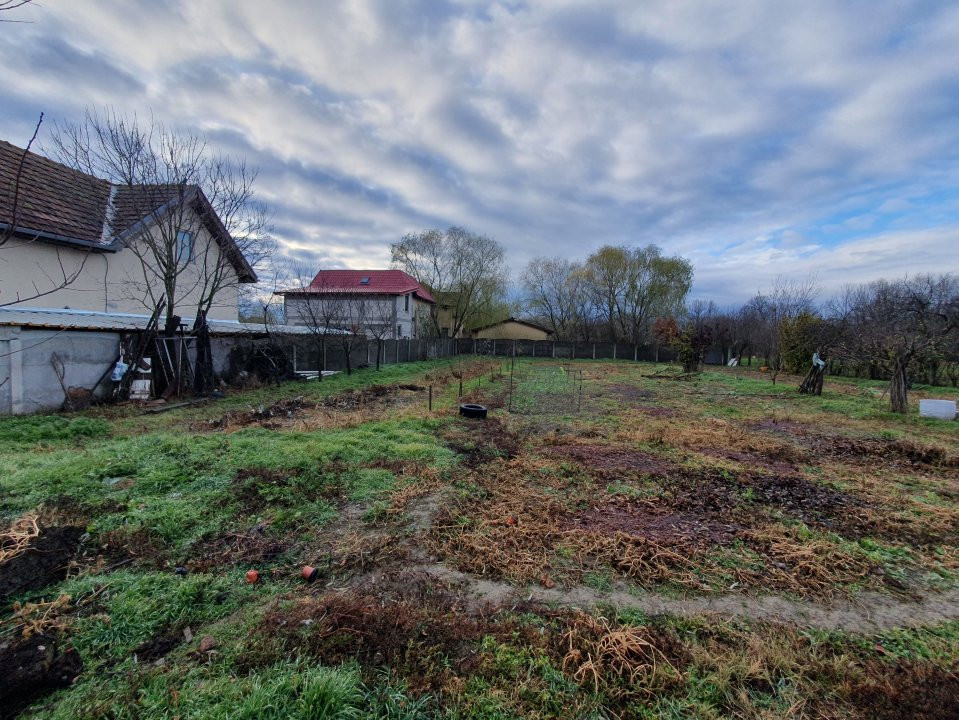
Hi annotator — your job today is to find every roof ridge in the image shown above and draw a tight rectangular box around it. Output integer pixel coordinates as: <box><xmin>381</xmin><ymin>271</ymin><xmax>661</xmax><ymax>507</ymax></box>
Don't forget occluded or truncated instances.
<box><xmin>100</xmin><ymin>185</ymin><xmax>118</xmax><ymax>244</ymax></box>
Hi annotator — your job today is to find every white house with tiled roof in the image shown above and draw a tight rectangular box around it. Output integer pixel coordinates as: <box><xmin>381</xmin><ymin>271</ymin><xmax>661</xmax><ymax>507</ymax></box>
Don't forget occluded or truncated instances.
<box><xmin>279</xmin><ymin>269</ymin><xmax>435</xmax><ymax>339</ymax></box>
<box><xmin>0</xmin><ymin>140</ymin><xmax>256</xmax><ymax>322</ymax></box>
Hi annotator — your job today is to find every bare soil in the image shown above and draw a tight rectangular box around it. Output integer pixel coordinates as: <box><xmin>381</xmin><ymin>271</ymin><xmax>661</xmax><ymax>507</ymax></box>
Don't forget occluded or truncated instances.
<box><xmin>845</xmin><ymin>660</ymin><xmax>959</xmax><ymax>720</ymax></box>
<box><xmin>700</xmin><ymin>447</ymin><xmax>800</xmax><ymax>475</ymax></box>
<box><xmin>132</xmin><ymin>627</ymin><xmax>185</xmax><ymax>664</ymax></box>
<box><xmin>545</xmin><ymin>443</ymin><xmax>673</xmax><ymax>475</ymax></box>
<box><xmin>187</xmin><ymin>529</ymin><xmax>292</xmax><ymax>572</ymax></box>
<box><xmin>605</xmin><ymin>384</ymin><xmax>656</xmax><ymax>402</ymax></box>
<box><xmin>442</xmin><ymin>417</ymin><xmax>520</xmax><ymax>468</ymax></box>
<box><xmin>414</xmin><ymin>562</ymin><xmax>959</xmax><ymax>634</ymax></box>
<box><xmin>742</xmin><ymin>473</ymin><xmax>870</xmax><ymax>534</ymax></box>
<box><xmin>0</xmin><ymin>633</ymin><xmax>81</xmax><ymax>720</ymax></box>
<box><xmin>0</xmin><ymin>527</ymin><xmax>84</xmax><ymax>603</ymax></box>
<box><xmin>563</xmin><ymin>500</ymin><xmax>739</xmax><ymax>546</ymax></box>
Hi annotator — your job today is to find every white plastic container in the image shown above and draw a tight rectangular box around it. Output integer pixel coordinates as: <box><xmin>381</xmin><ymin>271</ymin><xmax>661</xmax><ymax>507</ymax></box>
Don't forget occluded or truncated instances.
<box><xmin>919</xmin><ymin>399</ymin><xmax>957</xmax><ymax>420</ymax></box>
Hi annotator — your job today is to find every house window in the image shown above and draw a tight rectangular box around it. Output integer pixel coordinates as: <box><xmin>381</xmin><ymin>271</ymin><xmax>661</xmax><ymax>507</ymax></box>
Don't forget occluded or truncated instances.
<box><xmin>360</xmin><ymin>276</ymin><xmax>370</xmax><ymax>285</ymax></box>
<box><xmin>397</xmin><ymin>324</ymin><xmax>402</xmax><ymax>337</ymax></box>
<box><xmin>404</xmin><ymin>293</ymin><xmax>410</xmax><ymax>312</ymax></box>
<box><xmin>177</xmin><ymin>230</ymin><xmax>193</xmax><ymax>262</ymax></box>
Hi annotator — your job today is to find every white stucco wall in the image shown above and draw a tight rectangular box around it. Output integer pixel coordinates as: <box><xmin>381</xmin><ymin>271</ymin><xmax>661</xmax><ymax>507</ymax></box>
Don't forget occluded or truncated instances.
<box><xmin>0</xmin><ymin>211</ymin><xmax>241</xmax><ymax>322</ymax></box>
<box><xmin>284</xmin><ymin>292</ymin><xmax>432</xmax><ymax>339</ymax></box>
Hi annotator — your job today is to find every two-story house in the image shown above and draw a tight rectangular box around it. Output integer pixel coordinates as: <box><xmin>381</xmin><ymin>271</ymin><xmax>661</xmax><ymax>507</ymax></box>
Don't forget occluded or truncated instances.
<box><xmin>280</xmin><ymin>269</ymin><xmax>435</xmax><ymax>339</ymax></box>
<box><xmin>0</xmin><ymin>139</ymin><xmax>260</xmax><ymax>414</ymax></box>
<box><xmin>0</xmin><ymin>139</ymin><xmax>256</xmax><ymax>322</ymax></box>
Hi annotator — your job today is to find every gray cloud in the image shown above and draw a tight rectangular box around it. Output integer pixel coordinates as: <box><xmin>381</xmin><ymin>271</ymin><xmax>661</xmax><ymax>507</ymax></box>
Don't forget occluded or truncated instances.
<box><xmin>0</xmin><ymin>0</ymin><xmax>956</xmax><ymax>304</ymax></box>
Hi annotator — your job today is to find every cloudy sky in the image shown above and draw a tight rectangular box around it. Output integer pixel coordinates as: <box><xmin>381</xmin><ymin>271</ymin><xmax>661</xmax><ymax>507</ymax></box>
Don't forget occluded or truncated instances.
<box><xmin>1</xmin><ymin>0</ymin><xmax>957</xmax><ymax>304</ymax></box>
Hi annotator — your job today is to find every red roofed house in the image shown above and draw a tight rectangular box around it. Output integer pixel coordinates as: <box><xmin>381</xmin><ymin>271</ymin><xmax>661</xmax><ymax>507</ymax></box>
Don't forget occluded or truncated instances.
<box><xmin>279</xmin><ymin>269</ymin><xmax>435</xmax><ymax>339</ymax></box>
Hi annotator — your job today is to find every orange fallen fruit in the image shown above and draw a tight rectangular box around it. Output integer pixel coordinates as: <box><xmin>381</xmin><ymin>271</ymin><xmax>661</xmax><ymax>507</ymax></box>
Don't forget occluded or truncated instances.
<box><xmin>245</xmin><ymin>569</ymin><xmax>259</xmax><ymax>584</ymax></box>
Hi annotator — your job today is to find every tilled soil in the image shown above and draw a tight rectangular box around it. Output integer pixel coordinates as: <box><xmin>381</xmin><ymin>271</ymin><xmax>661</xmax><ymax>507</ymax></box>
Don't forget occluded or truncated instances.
<box><xmin>0</xmin><ymin>633</ymin><xmax>82</xmax><ymax>720</ymax></box>
<box><xmin>544</xmin><ymin>443</ymin><xmax>673</xmax><ymax>475</ymax></box>
<box><xmin>563</xmin><ymin>501</ymin><xmax>739</xmax><ymax>546</ymax></box>
<box><xmin>0</xmin><ymin>527</ymin><xmax>84</xmax><ymax>603</ymax></box>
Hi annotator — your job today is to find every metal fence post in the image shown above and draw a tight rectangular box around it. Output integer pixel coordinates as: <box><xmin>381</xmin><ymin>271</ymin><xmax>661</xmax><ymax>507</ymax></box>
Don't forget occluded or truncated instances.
<box><xmin>592</xmin><ymin>343</ymin><xmax>596</xmax><ymax>360</ymax></box>
<box><xmin>613</xmin><ymin>343</ymin><xmax>617</xmax><ymax>360</ymax></box>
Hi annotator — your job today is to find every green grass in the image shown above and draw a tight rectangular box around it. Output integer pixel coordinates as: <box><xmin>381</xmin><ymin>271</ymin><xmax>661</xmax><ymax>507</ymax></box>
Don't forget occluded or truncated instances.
<box><xmin>4</xmin><ymin>358</ymin><xmax>959</xmax><ymax>719</ymax></box>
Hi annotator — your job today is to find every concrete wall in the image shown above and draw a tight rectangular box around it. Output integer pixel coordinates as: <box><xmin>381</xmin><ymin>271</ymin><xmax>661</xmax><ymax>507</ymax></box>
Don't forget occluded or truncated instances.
<box><xmin>0</xmin><ymin>326</ymin><xmax>242</xmax><ymax>415</ymax></box>
<box><xmin>0</xmin><ymin>326</ymin><xmax>120</xmax><ymax>414</ymax></box>
<box><xmin>1</xmin><ymin>208</ymin><xmax>241</xmax><ymax>322</ymax></box>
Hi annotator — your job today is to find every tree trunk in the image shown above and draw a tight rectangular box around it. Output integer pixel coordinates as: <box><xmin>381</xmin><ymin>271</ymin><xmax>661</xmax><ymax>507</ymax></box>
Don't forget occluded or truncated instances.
<box><xmin>315</xmin><ymin>339</ymin><xmax>323</xmax><ymax>381</ymax></box>
<box><xmin>376</xmin><ymin>339</ymin><xmax>381</xmax><ymax>371</ymax></box>
<box><xmin>798</xmin><ymin>364</ymin><xmax>825</xmax><ymax>396</ymax></box>
<box><xmin>890</xmin><ymin>360</ymin><xmax>909</xmax><ymax>414</ymax></box>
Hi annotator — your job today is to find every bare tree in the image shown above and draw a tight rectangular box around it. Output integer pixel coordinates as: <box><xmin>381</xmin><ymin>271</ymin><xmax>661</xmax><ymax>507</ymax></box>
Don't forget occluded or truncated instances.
<box><xmin>364</xmin><ymin>295</ymin><xmax>398</xmax><ymax>371</ymax></box>
<box><xmin>0</xmin><ymin>0</ymin><xmax>34</xmax><ymax>21</ymax></box>
<box><xmin>282</xmin><ymin>261</ymin><xmax>349</xmax><ymax>381</ymax></box>
<box><xmin>521</xmin><ymin>257</ymin><xmax>585</xmax><ymax>340</ymax></box>
<box><xmin>49</xmin><ymin>108</ymin><xmax>271</xmax><ymax>334</ymax></box>
<box><xmin>334</xmin><ymin>292</ymin><xmax>368</xmax><ymax>375</ymax></box>
<box><xmin>742</xmin><ymin>276</ymin><xmax>819</xmax><ymax>383</ymax></box>
<box><xmin>829</xmin><ymin>274</ymin><xmax>958</xmax><ymax>413</ymax></box>
<box><xmin>391</xmin><ymin>226</ymin><xmax>508</xmax><ymax>337</ymax></box>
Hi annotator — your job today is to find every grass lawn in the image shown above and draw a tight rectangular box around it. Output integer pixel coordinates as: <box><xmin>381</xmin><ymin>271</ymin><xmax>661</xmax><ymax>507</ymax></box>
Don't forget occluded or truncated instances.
<box><xmin>1</xmin><ymin>358</ymin><xmax>957</xmax><ymax>719</ymax></box>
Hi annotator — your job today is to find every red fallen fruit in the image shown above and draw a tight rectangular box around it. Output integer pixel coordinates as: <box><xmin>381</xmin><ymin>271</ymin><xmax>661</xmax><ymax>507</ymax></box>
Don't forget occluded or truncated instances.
<box><xmin>301</xmin><ymin>565</ymin><xmax>319</xmax><ymax>582</ymax></box>
<box><xmin>245</xmin><ymin>569</ymin><xmax>259</xmax><ymax>584</ymax></box>
<box><xmin>506</xmin><ymin>515</ymin><xmax>517</xmax><ymax>526</ymax></box>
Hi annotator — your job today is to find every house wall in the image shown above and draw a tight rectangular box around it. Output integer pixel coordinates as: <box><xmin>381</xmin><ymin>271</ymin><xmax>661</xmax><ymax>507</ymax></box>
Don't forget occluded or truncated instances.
<box><xmin>472</xmin><ymin>321</ymin><xmax>552</xmax><ymax>341</ymax></box>
<box><xmin>0</xmin><ymin>213</ymin><xmax>240</xmax><ymax>322</ymax></box>
<box><xmin>284</xmin><ymin>293</ymin><xmax>429</xmax><ymax>339</ymax></box>
<box><xmin>0</xmin><ymin>326</ymin><xmax>120</xmax><ymax>414</ymax></box>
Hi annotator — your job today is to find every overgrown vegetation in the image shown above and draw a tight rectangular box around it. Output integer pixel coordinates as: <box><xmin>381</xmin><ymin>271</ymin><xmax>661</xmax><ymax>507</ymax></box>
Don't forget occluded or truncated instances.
<box><xmin>1</xmin><ymin>358</ymin><xmax>957</xmax><ymax>718</ymax></box>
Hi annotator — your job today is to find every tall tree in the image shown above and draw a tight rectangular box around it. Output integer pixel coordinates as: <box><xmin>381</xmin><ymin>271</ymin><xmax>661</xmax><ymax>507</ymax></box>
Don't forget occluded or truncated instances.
<box><xmin>50</xmin><ymin>108</ymin><xmax>273</xmax><ymax>334</ymax></box>
<box><xmin>582</xmin><ymin>244</ymin><xmax>692</xmax><ymax>343</ymax></box>
<box><xmin>521</xmin><ymin>257</ymin><xmax>585</xmax><ymax>340</ymax></box>
<box><xmin>391</xmin><ymin>226</ymin><xmax>507</xmax><ymax>337</ymax></box>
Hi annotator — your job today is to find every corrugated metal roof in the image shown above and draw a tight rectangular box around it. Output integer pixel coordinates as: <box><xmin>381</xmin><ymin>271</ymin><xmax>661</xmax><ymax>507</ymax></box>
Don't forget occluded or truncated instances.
<box><xmin>0</xmin><ymin>307</ymin><xmax>349</xmax><ymax>336</ymax></box>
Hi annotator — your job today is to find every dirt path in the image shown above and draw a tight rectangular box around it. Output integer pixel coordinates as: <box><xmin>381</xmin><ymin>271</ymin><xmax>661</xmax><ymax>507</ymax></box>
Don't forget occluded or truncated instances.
<box><xmin>410</xmin><ymin>563</ymin><xmax>959</xmax><ymax>634</ymax></box>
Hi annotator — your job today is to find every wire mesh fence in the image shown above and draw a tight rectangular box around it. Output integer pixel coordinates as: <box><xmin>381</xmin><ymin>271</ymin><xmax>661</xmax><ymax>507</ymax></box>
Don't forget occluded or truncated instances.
<box><xmin>506</xmin><ymin>360</ymin><xmax>583</xmax><ymax>415</ymax></box>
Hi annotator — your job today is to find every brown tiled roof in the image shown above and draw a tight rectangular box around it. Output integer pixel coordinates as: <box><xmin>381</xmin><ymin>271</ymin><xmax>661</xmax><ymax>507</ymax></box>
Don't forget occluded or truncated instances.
<box><xmin>0</xmin><ymin>140</ymin><xmax>257</xmax><ymax>282</ymax></box>
<box><xmin>471</xmin><ymin>317</ymin><xmax>554</xmax><ymax>334</ymax></box>
<box><xmin>0</xmin><ymin>139</ymin><xmax>111</xmax><ymax>243</ymax></box>
<box><xmin>110</xmin><ymin>184</ymin><xmax>184</xmax><ymax>238</ymax></box>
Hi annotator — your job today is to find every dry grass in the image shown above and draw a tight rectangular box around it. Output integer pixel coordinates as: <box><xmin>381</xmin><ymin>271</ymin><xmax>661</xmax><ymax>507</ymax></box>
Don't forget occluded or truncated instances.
<box><xmin>743</xmin><ymin>525</ymin><xmax>876</xmax><ymax>597</ymax></box>
<box><xmin>4</xmin><ymin>593</ymin><xmax>72</xmax><ymax>638</ymax></box>
<box><xmin>562</xmin><ymin>612</ymin><xmax>682</xmax><ymax>695</ymax></box>
<box><xmin>615</xmin><ymin>413</ymin><xmax>802</xmax><ymax>462</ymax></box>
<box><xmin>0</xmin><ymin>513</ymin><xmax>40</xmax><ymax>565</ymax></box>
<box><xmin>428</xmin><ymin>458</ymin><xmax>569</xmax><ymax>583</ymax></box>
